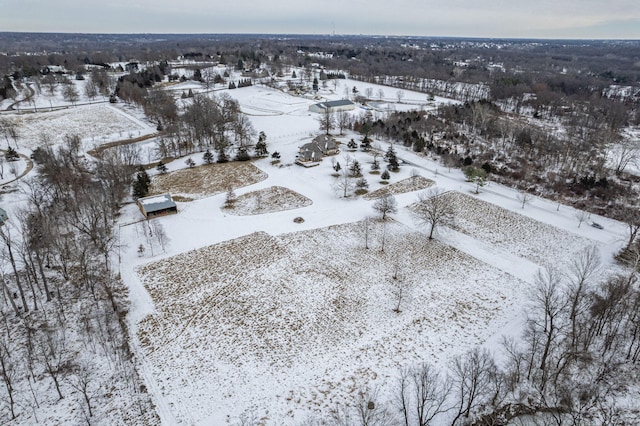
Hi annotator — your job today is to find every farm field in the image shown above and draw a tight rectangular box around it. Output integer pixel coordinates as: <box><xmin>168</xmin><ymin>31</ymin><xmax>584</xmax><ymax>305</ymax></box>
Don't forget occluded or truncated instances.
<box><xmin>135</xmin><ymin>221</ymin><xmax>527</xmax><ymax>424</ymax></box>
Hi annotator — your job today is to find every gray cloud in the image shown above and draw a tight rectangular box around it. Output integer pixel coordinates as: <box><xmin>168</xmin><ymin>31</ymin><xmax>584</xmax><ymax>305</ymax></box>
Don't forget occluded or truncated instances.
<box><xmin>1</xmin><ymin>0</ymin><xmax>639</xmax><ymax>38</ymax></box>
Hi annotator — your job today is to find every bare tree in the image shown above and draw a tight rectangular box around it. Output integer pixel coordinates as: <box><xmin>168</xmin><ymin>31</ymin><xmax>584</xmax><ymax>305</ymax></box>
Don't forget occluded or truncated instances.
<box><xmin>0</xmin><ymin>336</ymin><xmax>18</xmax><ymax>419</ymax></box>
<box><xmin>336</xmin><ymin>111</ymin><xmax>351</xmax><ymax>135</ymax></box>
<box><xmin>333</xmin><ymin>168</ymin><xmax>355</xmax><ymax>198</ymax></box>
<box><xmin>70</xmin><ymin>361</ymin><xmax>96</xmax><ymax>419</ymax></box>
<box><xmin>396</xmin><ymin>90</ymin><xmax>405</xmax><ymax>103</ymax></box>
<box><xmin>62</xmin><ymin>82</ymin><xmax>79</xmax><ymax>106</ymax></box>
<box><xmin>450</xmin><ymin>348</ymin><xmax>497</xmax><ymax>425</ymax></box>
<box><xmin>517</xmin><ymin>191</ymin><xmax>533</xmax><ymax>209</ymax></box>
<box><xmin>363</xmin><ymin>216</ymin><xmax>372</xmax><ymax>249</ymax></box>
<box><xmin>151</xmin><ymin>221</ymin><xmax>169</xmax><ymax>253</ymax></box>
<box><xmin>566</xmin><ymin>246</ymin><xmax>601</xmax><ymax>353</ymax></box>
<box><xmin>318</xmin><ymin>107</ymin><xmax>335</xmax><ymax>135</ymax></box>
<box><xmin>365</xmin><ymin>87</ymin><xmax>374</xmax><ymax>100</ymax></box>
<box><xmin>530</xmin><ymin>266</ymin><xmax>567</xmax><ymax>393</ymax></box>
<box><xmin>398</xmin><ymin>363</ymin><xmax>451</xmax><ymax>426</ymax></box>
<box><xmin>373</xmin><ymin>194</ymin><xmax>398</xmax><ymax>220</ymax></box>
<box><xmin>412</xmin><ymin>189</ymin><xmax>455</xmax><ymax>240</ymax></box>
<box><xmin>610</xmin><ymin>138</ymin><xmax>638</xmax><ymax>176</ymax></box>
<box><xmin>575</xmin><ymin>210</ymin><xmax>589</xmax><ymax>228</ymax></box>
<box><xmin>35</xmin><ymin>328</ymin><xmax>69</xmax><ymax>400</ymax></box>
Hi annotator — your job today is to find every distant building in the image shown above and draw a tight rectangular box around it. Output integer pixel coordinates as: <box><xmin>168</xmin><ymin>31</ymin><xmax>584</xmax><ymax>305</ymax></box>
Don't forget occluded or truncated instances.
<box><xmin>137</xmin><ymin>194</ymin><xmax>178</xmax><ymax>219</ymax></box>
<box><xmin>309</xmin><ymin>99</ymin><xmax>355</xmax><ymax>114</ymax></box>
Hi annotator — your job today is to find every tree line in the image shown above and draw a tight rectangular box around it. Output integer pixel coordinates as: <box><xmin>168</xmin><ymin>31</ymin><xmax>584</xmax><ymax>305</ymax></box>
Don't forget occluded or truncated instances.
<box><xmin>0</xmin><ymin>135</ymin><xmax>158</xmax><ymax>423</ymax></box>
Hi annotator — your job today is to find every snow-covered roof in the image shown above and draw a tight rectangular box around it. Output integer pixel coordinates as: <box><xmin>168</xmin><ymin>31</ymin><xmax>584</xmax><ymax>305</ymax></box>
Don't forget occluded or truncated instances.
<box><xmin>316</xmin><ymin>99</ymin><xmax>354</xmax><ymax>108</ymax></box>
<box><xmin>138</xmin><ymin>194</ymin><xmax>176</xmax><ymax>212</ymax></box>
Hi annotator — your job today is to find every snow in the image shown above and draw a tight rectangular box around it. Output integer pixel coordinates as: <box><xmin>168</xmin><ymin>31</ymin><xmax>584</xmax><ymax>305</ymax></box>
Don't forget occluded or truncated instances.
<box><xmin>139</xmin><ymin>194</ymin><xmax>173</xmax><ymax>206</ymax></box>
<box><xmin>111</xmin><ymin>82</ymin><xmax>629</xmax><ymax>424</ymax></box>
<box><xmin>2</xmin><ymin>74</ymin><xmax>631</xmax><ymax>425</ymax></box>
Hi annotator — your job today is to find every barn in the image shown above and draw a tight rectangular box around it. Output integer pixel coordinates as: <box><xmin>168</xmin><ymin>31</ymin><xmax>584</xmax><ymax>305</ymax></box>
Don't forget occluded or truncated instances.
<box><xmin>137</xmin><ymin>194</ymin><xmax>178</xmax><ymax>219</ymax></box>
<box><xmin>308</xmin><ymin>99</ymin><xmax>355</xmax><ymax>114</ymax></box>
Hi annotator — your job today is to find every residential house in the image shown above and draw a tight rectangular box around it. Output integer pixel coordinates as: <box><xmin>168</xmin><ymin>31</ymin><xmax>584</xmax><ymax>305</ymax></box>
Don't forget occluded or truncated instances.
<box><xmin>296</xmin><ymin>135</ymin><xmax>340</xmax><ymax>167</ymax></box>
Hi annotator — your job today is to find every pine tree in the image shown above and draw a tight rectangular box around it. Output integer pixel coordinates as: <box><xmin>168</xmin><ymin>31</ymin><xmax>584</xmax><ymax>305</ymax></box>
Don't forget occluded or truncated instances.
<box><xmin>386</xmin><ymin>144</ymin><xmax>400</xmax><ymax>171</ymax></box>
<box><xmin>5</xmin><ymin>146</ymin><xmax>19</xmax><ymax>161</ymax></box>
<box><xmin>132</xmin><ymin>167</ymin><xmax>151</xmax><ymax>199</ymax></box>
<box><xmin>381</xmin><ymin>169</ymin><xmax>390</xmax><ymax>181</ymax></box>
<box><xmin>349</xmin><ymin>160</ymin><xmax>362</xmax><ymax>177</ymax></box>
<box><xmin>255</xmin><ymin>131</ymin><xmax>268</xmax><ymax>157</ymax></box>
<box><xmin>156</xmin><ymin>161</ymin><xmax>168</xmax><ymax>174</ymax></box>
<box><xmin>203</xmin><ymin>149</ymin><xmax>214</xmax><ymax>164</ymax></box>
<box><xmin>217</xmin><ymin>147</ymin><xmax>229</xmax><ymax>163</ymax></box>
<box><xmin>185</xmin><ymin>157</ymin><xmax>196</xmax><ymax>168</ymax></box>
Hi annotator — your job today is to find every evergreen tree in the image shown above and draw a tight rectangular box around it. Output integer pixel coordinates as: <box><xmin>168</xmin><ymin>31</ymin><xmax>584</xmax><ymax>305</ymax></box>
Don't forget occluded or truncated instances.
<box><xmin>360</xmin><ymin>135</ymin><xmax>371</xmax><ymax>151</ymax></box>
<box><xmin>255</xmin><ymin>131</ymin><xmax>268</xmax><ymax>157</ymax></box>
<box><xmin>5</xmin><ymin>146</ymin><xmax>19</xmax><ymax>161</ymax></box>
<box><xmin>333</xmin><ymin>161</ymin><xmax>341</xmax><ymax>172</ymax></box>
<box><xmin>185</xmin><ymin>157</ymin><xmax>196</xmax><ymax>168</ymax></box>
<box><xmin>203</xmin><ymin>149</ymin><xmax>214</xmax><ymax>164</ymax></box>
<box><xmin>349</xmin><ymin>160</ymin><xmax>362</xmax><ymax>177</ymax></box>
<box><xmin>386</xmin><ymin>144</ymin><xmax>400</xmax><ymax>171</ymax></box>
<box><xmin>132</xmin><ymin>167</ymin><xmax>151</xmax><ymax>199</ymax></box>
<box><xmin>156</xmin><ymin>161</ymin><xmax>168</xmax><ymax>174</ymax></box>
<box><xmin>235</xmin><ymin>146</ymin><xmax>250</xmax><ymax>161</ymax></box>
<box><xmin>381</xmin><ymin>169</ymin><xmax>390</xmax><ymax>180</ymax></box>
<box><xmin>217</xmin><ymin>147</ymin><xmax>229</xmax><ymax>163</ymax></box>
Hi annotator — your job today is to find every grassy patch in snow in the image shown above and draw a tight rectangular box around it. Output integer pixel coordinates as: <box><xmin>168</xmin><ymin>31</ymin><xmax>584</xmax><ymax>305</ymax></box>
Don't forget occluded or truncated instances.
<box><xmin>150</xmin><ymin>161</ymin><xmax>267</xmax><ymax>199</ymax></box>
<box><xmin>224</xmin><ymin>186</ymin><xmax>312</xmax><ymax>215</ymax></box>
<box><xmin>364</xmin><ymin>176</ymin><xmax>434</xmax><ymax>199</ymax></box>
<box><xmin>441</xmin><ymin>191</ymin><xmax>594</xmax><ymax>265</ymax></box>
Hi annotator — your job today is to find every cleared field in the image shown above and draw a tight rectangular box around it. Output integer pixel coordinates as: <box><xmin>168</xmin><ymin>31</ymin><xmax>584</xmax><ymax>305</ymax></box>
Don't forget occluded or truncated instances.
<box><xmin>136</xmin><ymin>221</ymin><xmax>525</xmax><ymax>424</ymax></box>
<box><xmin>224</xmin><ymin>186</ymin><xmax>312</xmax><ymax>215</ymax></box>
<box><xmin>441</xmin><ymin>191</ymin><xmax>594</xmax><ymax>265</ymax></box>
<box><xmin>150</xmin><ymin>161</ymin><xmax>268</xmax><ymax>199</ymax></box>
<box><xmin>7</xmin><ymin>105</ymin><xmax>145</xmax><ymax>150</ymax></box>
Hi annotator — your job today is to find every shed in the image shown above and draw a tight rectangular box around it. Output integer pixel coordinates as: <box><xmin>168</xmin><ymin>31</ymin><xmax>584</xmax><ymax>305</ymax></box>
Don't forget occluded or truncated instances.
<box><xmin>137</xmin><ymin>194</ymin><xmax>178</xmax><ymax>219</ymax></box>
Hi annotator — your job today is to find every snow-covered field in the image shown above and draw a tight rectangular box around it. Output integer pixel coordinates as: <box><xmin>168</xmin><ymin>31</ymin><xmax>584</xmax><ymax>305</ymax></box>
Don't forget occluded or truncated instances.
<box><xmin>135</xmin><ymin>222</ymin><xmax>526</xmax><ymax>424</ymax></box>
<box><xmin>113</xmin><ymin>81</ymin><xmax>630</xmax><ymax>425</ymax></box>
<box><xmin>2</xmin><ymin>73</ymin><xmax>631</xmax><ymax>425</ymax></box>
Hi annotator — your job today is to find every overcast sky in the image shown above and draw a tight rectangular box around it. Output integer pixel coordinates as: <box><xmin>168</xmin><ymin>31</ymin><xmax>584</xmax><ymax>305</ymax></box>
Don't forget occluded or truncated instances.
<box><xmin>1</xmin><ymin>0</ymin><xmax>639</xmax><ymax>39</ymax></box>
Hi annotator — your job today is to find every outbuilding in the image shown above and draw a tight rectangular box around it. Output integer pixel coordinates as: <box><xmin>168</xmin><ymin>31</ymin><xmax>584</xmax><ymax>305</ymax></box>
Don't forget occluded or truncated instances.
<box><xmin>309</xmin><ymin>99</ymin><xmax>355</xmax><ymax>114</ymax></box>
<box><xmin>137</xmin><ymin>194</ymin><xmax>178</xmax><ymax>219</ymax></box>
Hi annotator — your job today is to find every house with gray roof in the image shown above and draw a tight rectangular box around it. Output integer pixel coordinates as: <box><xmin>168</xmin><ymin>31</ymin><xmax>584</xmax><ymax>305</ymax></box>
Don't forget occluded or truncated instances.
<box><xmin>296</xmin><ymin>135</ymin><xmax>341</xmax><ymax>167</ymax></box>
